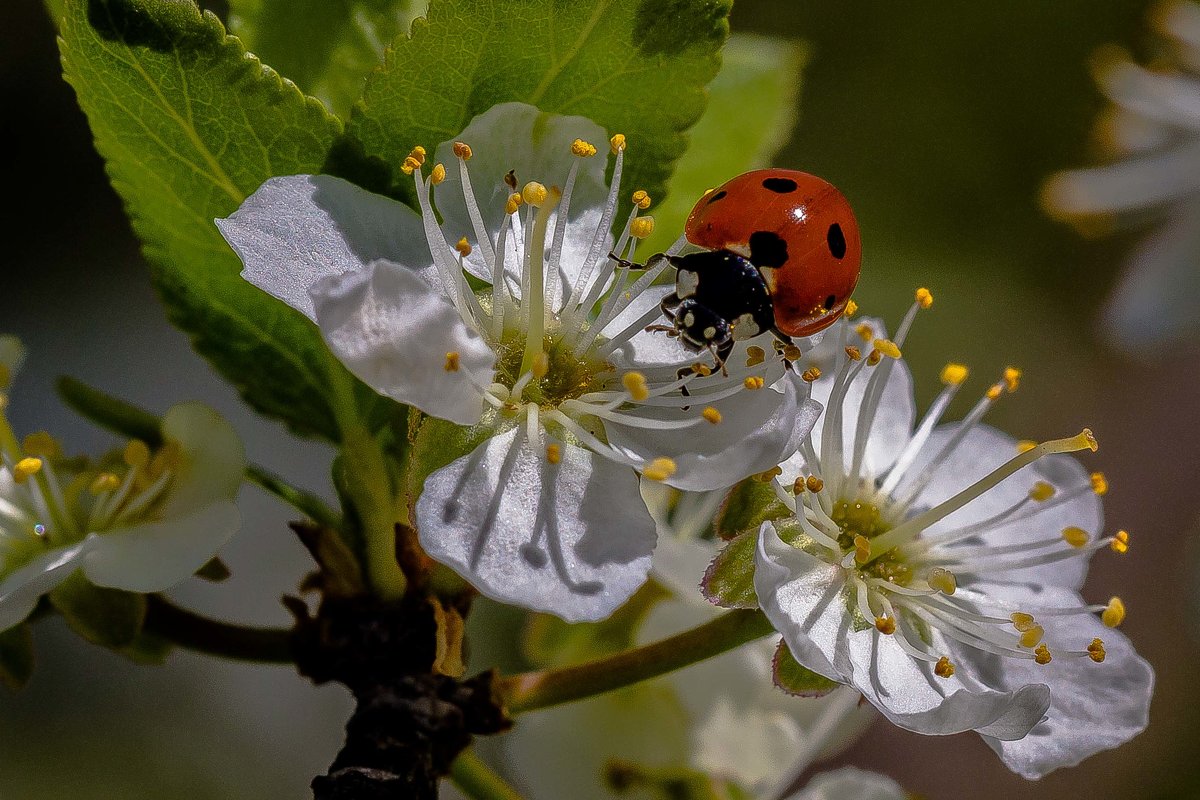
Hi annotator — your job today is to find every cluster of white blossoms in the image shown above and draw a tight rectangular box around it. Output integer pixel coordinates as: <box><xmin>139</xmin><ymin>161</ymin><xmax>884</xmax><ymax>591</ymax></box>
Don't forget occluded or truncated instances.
<box><xmin>219</xmin><ymin>102</ymin><xmax>816</xmax><ymax>623</ymax></box>
<box><xmin>750</xmin><ymin>297</ymin><xmax>1152</xmax><ymax>779</ymax></box>
<box><xmin>1043</xmin><ymin>0</ymin><xmax>1200</xmax><ymax>350</ymax></box>
<box><xmin>0</xmin><ymin>337</ymin><xmax>245</xmax><ymax>632</ymax></box>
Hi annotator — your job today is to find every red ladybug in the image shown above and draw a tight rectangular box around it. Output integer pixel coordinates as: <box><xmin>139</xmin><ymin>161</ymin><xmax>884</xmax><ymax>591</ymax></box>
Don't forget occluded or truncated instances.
<box><xmin>630</xmin><ymin>169</ymin><xmax>861</xmax><ymax>368</ymax></box>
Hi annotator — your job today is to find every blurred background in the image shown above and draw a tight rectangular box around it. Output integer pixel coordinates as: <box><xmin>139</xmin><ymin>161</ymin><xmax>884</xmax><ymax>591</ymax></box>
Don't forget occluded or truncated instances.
<box><xmin>2</xmin><ymin>0</ymin><xmax>1198</xmax><ymax>797</ymax></box>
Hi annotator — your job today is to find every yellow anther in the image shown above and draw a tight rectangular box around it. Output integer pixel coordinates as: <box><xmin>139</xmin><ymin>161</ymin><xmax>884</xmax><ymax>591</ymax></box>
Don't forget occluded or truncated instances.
<box><xmin>915</xmin><ymin>287</ymin><xmax>934</xmax><ymax>309</ymax></box>
<box><xmin>1019</xmin><ymin>625</ymin><xmax>1046</xmax><ymax>649</ymax></box>
<box><xmin>934</xmin><ymin>656</ymin><xmax>955</xmax><ymax>678</ymax></box>
<box><xmin>89</xmin><ymin>472</ymin><xmax>121</xmax><ymax>494</ymax></box>
<box><xmin>1029</xmin><ymin>481</ymin><xmax>1056</xmax><ymax>502</ymax></box>
<box><xmin>940</xmin><ymin>363</ymin><xmax>969</xmax><ymax>386</ymax></box>
<box><xmin>845</xmin><ymin>346</ymin><xmax>862</xmax><ymax>361</ymax></box>
<box><xmin>455</xmin><ymin>237</ymin><xmax>472</xmax><ymax>257</ymax></box>
<box><xmin>1087</xmin><ymin>638</ymin><xmax>1106</xmax><ymax>663</ymax></box>
<box><xmin>1111</xmin><ymin>529</ymin><xmax>1130</xmax><ymax>554</ymax></box>
<box><xmin>1011</xmin><ymin>613</ymin><xmax>1038</xmax><ymax>632</ymax></box>
<box><xmin>531</xmin><ymin>352</ymin><xmax>550</xmax><ymax>380</ymax></box>
<box><xmin>875</xmin><ymin>616</ymin><xmax>896</xmax><ymax>635</ymax></box>
<box><xmin>430</xmin><ymin>163</ymin><xmax>447</xmax><ymax>185</ymax></box>
<box><xmin>1004</xmin><ymin>367</ymin><xmax>1022</xmax><ymax>392</ymax></box>
<box><xmin>801</xmin><ymin>367</ymin><xmax>822</xmax><ymax>383</ymax></box>
<box><xmin>1102</xmin><ymin>597</ymin><xmax>1126</xmax><ymax>628</ymax></box>
<box><xmin>13</xmin><ymin>457</ymin><xmax>43</xmax><ymax>483</ymax></box>
<box><xmin>643</xmin><ymin>457</ymin><xmax>677</xmax><ymax>482</ymax></box>
<box><xmin>1090</xmin><ymin>472</ymin><xmax>1109</xmax><ymax>496</ymax></box>
<box><xmin>782</xmin><ymin>344</ymin><xmax>803</xmax><ymax>361</ymax></box>
<box><xmin>22</xmin><ymin>432</ymin><xmax>59</xmax><ymax>458</ymax></box>
<box><xmin>522</xmin><ymin>181</ymin><xmax>549</xmax><ymax>207</ymax></box>
<box><xmin>1034</xmin><ymin>644</ymin><xmax>1053</xmax><ymax>665</ymax></box>
<box><xmin>805</xmin><ymin>475</ymin><xmax>824</xmax><ymax>493</ymax></box>
<box><xmin>792</xmin><ymin>476</ymin><xmax>805</xmax><ymax>494</ymax></box>
<box><xmin>845</xmin><ymin>299</ymin><xmax>858</xmax><ymax>316</ymax></box>
<box><xmin>630</xmin><ymin>216</ymin><xmax>655</xmax><ymax>239</ymax></box>
<box><xmin>702</xmin><ymin>406</ymin><xmax>722</xmax><ymax>424</ymax></box>
<box><xmin>743</xmin><ymin>376</ymin><xmax>765</xmax><ymax>390</ymax></box>
<box><xmin>452</xmin><ymin>141</ymin><xmax>472</xmax><ymax>160</ymax></box>
<box><xmin>401</xmin><ymin>155</ymin><xmax>422</xmax><ymax>175</ymax></box>
<box><xmin>690</xmin><ymin>362</ymin><xmax>713</xmax><ymax>377</ymax></box>
<box><xmin>444</xmin><ymin>352</ymin><xmax>461</xmax><ymax>372</ymax></box>
<box><xmin>986</xmin><ymin>384</ymin><xmax>1004</xmax><ymax>401</ymax></box>
<box><xmin>853</xmin><ymin>534</ymin><xmax>871</xmax><ymax>565</ymax></box>
<box><xmin>123</xmin><ymin>440</ymin><xmax>151</xmax><ymax>469</ymax></box>
<box><xmin>1017</xmin><ymin>440</ymin><xmax>1038</xmax><ymax>453</ymax></box>
<box><xmin>409</xmin><ymin>145</ymin><xmax>426</xmax><ymax>164</ymax></box>
<box><xmin>631</xmin><ymin>189</ymin><xmax>651</xmax><ymax>209</ymax></box>
<box><xmin>752</xmin><ymin>466</ymin><xmax>783</xmax><ymax>483</ymax></box>
<box><xmin>505</xmin><ymin>192</ymin><xmax>523</xmax><ymax>215</ymax></box>
<box><xmin>1062</xmin><ymin>526</ymin><xmax>1089</xmax><ymax>548</ymax></box>
<box><xmin>866</xmin><ymin>350</ymin><xmax>882</xmax><ymax>366</ymax></box>
<box><xmin>609</xmin><ymin>133</ymin><xmax>627</xmax><ymax>153</ymax></box>
<box><xmin>927</xmin><ymin>568</ymin><xmax>957</xmax><ymax>595</ymax></box>
<box><xmin>571</xmin><ymin>138</ymin><xmax>598</xmax><ymax>157</ymax></box>
<box><xmin>745</xmin><ymin>346</ymin><xmax>765</xmax><ymax>367</ymax></box>
<box><xmin>622</xmin><ymin>371</ymin><xmax>649</xmax><ymax>401</ymax></box>
<box><xmin>855</xmin><ymin>323</ymin><xmax>874</xmax><ymax>342</ymax></box>
<box><xmin>546</xmin><ymin>443</ymin><xmax>562</xmax><ymax>464</ymax></box>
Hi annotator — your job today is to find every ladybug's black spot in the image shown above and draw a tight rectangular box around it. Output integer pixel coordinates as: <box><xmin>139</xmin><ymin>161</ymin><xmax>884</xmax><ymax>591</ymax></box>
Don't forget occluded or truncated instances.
<box><xmin>748</xmin><ymin>231</ymin><xmax>789</xmax><ymax>269</ymax></box>
<box><xmin>762</xmin><ymin>177</ymin><xmax>798</xmax><ymax>194</ymax></box>
<box><xmin>706</xmin><ymin>189</ymin><xmax>727</xmax><ymax>205</ymax></box>
<box><xmin>827</xmin><ymin>223</ymin><xmax>847</xmax><ymax>259</ymax></box>
<box><xmin>824</xmin><ymin>294</ymin><xmax>837</xmax><ymax>310</ymax></box>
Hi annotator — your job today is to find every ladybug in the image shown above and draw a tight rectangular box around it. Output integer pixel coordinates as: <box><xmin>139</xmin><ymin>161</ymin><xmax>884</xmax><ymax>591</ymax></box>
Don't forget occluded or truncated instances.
<box><xmin>633</xmin><ymin>169</ymin><xmax>862</xmax><ymax>369</ymax></box>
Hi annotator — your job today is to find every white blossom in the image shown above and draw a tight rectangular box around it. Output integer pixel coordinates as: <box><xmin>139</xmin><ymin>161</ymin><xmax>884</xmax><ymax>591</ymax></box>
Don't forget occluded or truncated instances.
<box><xmin>219</xmin><ymin>102</ymin><xmax>816</xmax><ymax>622</ymax></box>
<box><xmin>751</xmin><ymin>293</ymin><xmax>1153</xmax><ymax>779</ymax></box>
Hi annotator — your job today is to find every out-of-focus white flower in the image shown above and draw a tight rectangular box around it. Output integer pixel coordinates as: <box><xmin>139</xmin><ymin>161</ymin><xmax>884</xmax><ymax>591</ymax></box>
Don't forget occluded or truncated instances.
<box><xmin>1043</xmin><ymin>0</ymin><xmax>1200</xmax><ymax>350</ymax></box>
<box><xmin>0</xmin><ymin>364</ymin><xmax>245</xmax><ymax>632</ymax></box>
<box><xmin>751</xmin><ymin>293</ymin><xmax>1153</xmax><ymax>779</ymax></box>
<box><xmin>219</xmin><ymin>102</ymin><xmax>815</xmax><ymax>623</ymax></box>
<box><xmin>786</xmin><ymin>767</ymin><xmax>906</xmax><ymax>800</ymax></box>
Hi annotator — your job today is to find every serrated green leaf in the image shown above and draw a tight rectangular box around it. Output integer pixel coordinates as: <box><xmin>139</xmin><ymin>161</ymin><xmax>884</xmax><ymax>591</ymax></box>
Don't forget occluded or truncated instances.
<box><xmin>772</xmin><ymin>638</ymin><xmax>838</xmax><ymax>697</ymax></box>
<box><xmin>59</xmin><ymin>0</ymin><xmax>371</xmax><ymax>442</ymax></box>
<box><xmin>714</xmin><ymin>476</ymin><xmax>790</xmax><ymax>540</ymax></box>
<box><xmin>641</xmin><ymin>33</ymin><xmax>807</xmax><ymax>255</ymax></box>
<box><xmin>348</xmin><ymin>0</ymin><xmax>731</xmax><ymax>204</ymax></box>
<box><xmin>0</xmin><ymin>624</ymin><xmax>35</xmax><ymax>690</ymax></box>
<box><xmin>48</xmin><ymin>570</ymin><xmax>147</xmax><ymax>649</ymax></box>
<box><xmin>227</xmin><ymin>0</ymin><xmax>420</xmax><ymax>118</ymax></box>
<box><xmin>700</xmin><ymin>528</ymin><xmax>758</xmax><ymax>609</ymax></box>
<box><xmin>522</xmin><ymin>580</ymin><xmax>669</xmax><ymax>667</ymax></box>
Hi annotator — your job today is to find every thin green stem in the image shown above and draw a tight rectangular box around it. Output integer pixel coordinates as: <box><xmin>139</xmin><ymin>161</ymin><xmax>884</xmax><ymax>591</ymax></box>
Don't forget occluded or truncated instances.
<box><xmin>245</xmin><ymin>464</ymin><xmax>341</xmax><ymax>530</ymax></box>
<box><xmin>449</xmin><ymin>750</ymin><xmax>526</xmax><ymax>800</ymax></box>
<box><xmin>143</xmin><ymin>595</ymin><xmax>294</xmax><ymax>664</ymax></box>
<box><xmin>501</xmin><ymin>609</ymin><xmax>775</xmax><ymax>714</ymax></box>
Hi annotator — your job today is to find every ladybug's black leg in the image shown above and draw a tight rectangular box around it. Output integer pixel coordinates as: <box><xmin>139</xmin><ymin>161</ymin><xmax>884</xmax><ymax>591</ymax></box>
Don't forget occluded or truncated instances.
<box><xmin>659</xmin><ymin>292</ymin><xmax>682</xmax><ymax>321</ymax></box>
<box><xmin>608</xmin><ymin>251</ymin><xmax>670</xmax><ymax>272</ymax></box>
<box><xmin>709</xmin><ymin>340</ymin><xmax>733</xmax><ymax>377</ymax></box>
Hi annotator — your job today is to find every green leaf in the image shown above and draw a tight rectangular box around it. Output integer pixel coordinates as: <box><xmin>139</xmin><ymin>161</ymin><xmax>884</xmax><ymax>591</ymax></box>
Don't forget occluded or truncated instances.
<box><xmin>700</xmin><ymin>528</ymin><xmax>758</xmax><ymax>609</ymax></box>
<box><xmin>0</xmin><ymin>624</ymin><xmax>35</xmax><ymax>690</ymax></box>
<box><xmin>59</xmin><ymin>0</ymin><xmax>369</xmax><ymax>442</ymax></box>
<box><xmin>714</xmin><ymin>476</ymin><xmax>790</xmax><ymax>540</ymax></box>
<box><xmin>349</xmin><ymin>0</ymin><xmax>731</xmax><ymax>203</ymax></box>
<box><xmin>227</xmin><ymin>0</ymin><xmax>420</xmax><ymax>118</ymax></box>
<box><xmin>772</xmin><ymin>638</ymin><xmax>838</xmax><ymax>697</ymax></box>
<box><xmin>48</xmin><ymin>570</ymin><xmax>147</xmax><ymax>649</ymax></box>
<box><xmin>522</xmin><ymin>580</ymin><xmax>669</xmax><ymax>667</ymax></box>
<box><xmin>640</xmin><ymin>32</ymin><xmax>806</xmax><ymax>254</ymax></box>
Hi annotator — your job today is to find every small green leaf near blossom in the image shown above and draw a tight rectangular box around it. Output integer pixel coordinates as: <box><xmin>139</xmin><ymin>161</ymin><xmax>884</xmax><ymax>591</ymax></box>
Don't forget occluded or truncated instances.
<box><xmin>48</xmin><ymin>571</ymin><xmax>146</xmax><ymax>649</ymax></box>
<box><xmin>0</xmin><ymin>624</ymin><xmax>34</xmax><ymax>690</ymax></box>
<box><xmin>58</xmin><ymin>0</ymin><xmax>371</xmax><ymax>442</ymax></box>
<box><xmin>701</xmin><ymin>529</ymin><xmax>758</xmax><ymax>609</ymax></box>
<box><xmin>772</xmin><ymin>639</ymin><xmax>838</xmax><ymax>697</ymax></box>
<box><xmin>714</xmin><ymin>476</ymin><xmax>790</xmax><ymax>540</ymax></box>
<box><xmin>348</xmin><ymin>0</ymin><xmax>732</xmax><ymax>203</ymax></box>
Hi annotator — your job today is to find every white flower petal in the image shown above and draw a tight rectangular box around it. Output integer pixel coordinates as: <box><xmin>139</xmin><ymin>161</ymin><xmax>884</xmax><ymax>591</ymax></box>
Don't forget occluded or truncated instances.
<box><xmin>0</xmin><ymin>538</ymin><xmax>94</xmax><ymax>632</ymax></box>
<box><xmin>433</xmin><ymin>102</ymin><xmax>611</xmax><ymax>302</ymax></box>
<box><xmin>605</xmin><ymin>285</ymin><xmax>695</xmax><ymax>367</ymax></box>
<box><xmin>217</xmin><ymin>174</ymin><xmax>433</xmax><ymax>320</ymax></box>
<box><xmin>416</xmin><ymin>428</ymin><xmax>655</xmax><ymax>622</ymax></box>
<box><xmin>789</xmin><ymin>767</ymin><xmax>907</xmax><ymax>800</ymax></box>
<box><xmin>1043</xmin><ymin>139</ymin><xmax>1200</xmax><ymax>216</ymax></box>
<box><xmin>159</xmin><ymin>402</ymin><xmax>246</xmax><ymax>517</ymax></box>
<box><xmin>755</xmin><ymin>521</ymin><xmax>1050</xmax><ymax>738</ymax></box>
<box><xmin>82</xmin><ymin>502</ymin><xmax>241</xmax><ymax>593</ymax></box>
<box><xmin>972</xmin><ymin>583</ymin><xmax>1153</xmax><ymax>779</ymax></box>
<box><xmin>311</xmin><ymin>260</ymin><xmax>496</xmax><ymax>426</ymax></box>
<box><xmin>607</xmin><ymin>375</ymin><xmax>819</xmax><ymax>492</ymax></box>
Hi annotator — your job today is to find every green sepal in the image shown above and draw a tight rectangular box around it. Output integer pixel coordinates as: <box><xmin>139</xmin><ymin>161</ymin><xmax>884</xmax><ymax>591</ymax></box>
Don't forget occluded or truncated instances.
<box><xmin>772</xmin><ymin>638</ymin><xmax>839</xmax><ymax>698</ymax></box>
<box><xmin>48</xmin><ymin>570</ymin><xmax>147</xmax><ymax>649</ymax></box>
<box><xmin>195</xmin><ymin>556</ymin><xmax>231</xmax><ymax>582</ymax></box>
<box><xmin>700</xmin><ymin>529</ymin><xmax>758</xmax><ymax>609</ymax></box>
<box><xmin>402</xmin><ymin>413</ymin><xmax>502</xmax><ymax>512</ymax></box>
<box><xmin>522</xmin><ymin>581</ymin><xmax>670</xmax><ymax>668</ymax></box>
<box><xmin>117</xmin><ymin>629</ymin><xmax>174</xmax><ymax>665</ymax></box>
<box><xmin>0</xmin><ymin>624</ymin><xmax>35</xmax><ymax>690</ymax></box>
<box><xmin>714</xmin><ymin>477</ymin><xmax>790</xmax><ymax>540</ymax></box>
